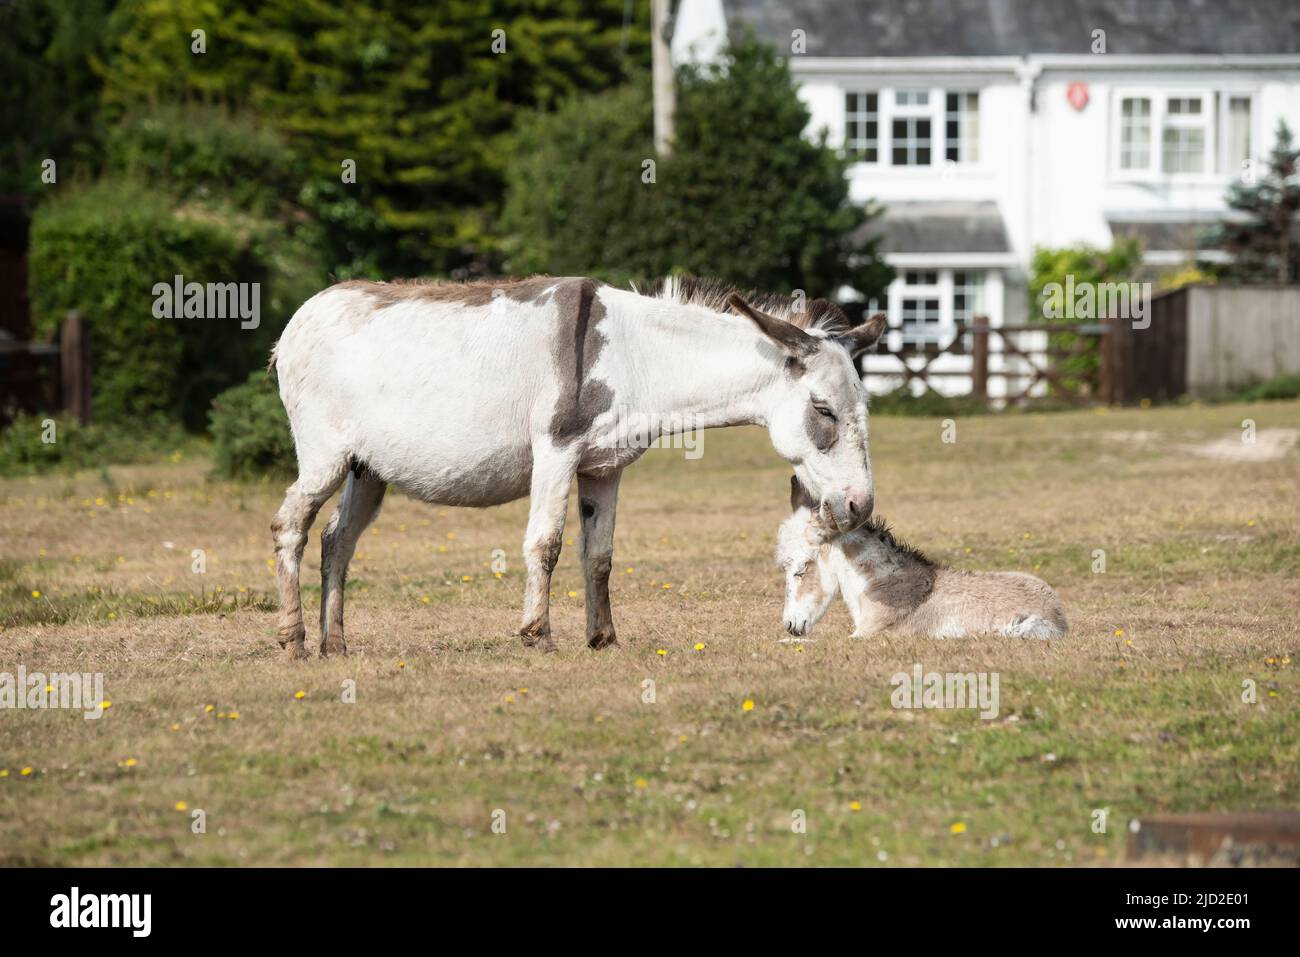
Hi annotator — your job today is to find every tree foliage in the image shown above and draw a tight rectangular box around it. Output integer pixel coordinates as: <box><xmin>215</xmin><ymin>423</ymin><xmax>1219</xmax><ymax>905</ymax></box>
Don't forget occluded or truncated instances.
<box><xmin>502</xmin><ymin>40</ymin><xmax>893</xmax><ymax>304</ymax></box>
<box><xmin>101</xmin><ymin>0</ymin><xmax>649</xmax><ymax>277</ymax></box>
<box><xmin>1214</xmin><ymin>120</ymin><xmax>1300</xmax><ymax>284</ymax></box>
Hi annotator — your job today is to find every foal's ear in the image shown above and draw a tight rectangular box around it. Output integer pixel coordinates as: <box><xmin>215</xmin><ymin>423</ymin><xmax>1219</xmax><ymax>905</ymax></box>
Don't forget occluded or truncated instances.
<box><xmin>835</xmin><ymin>312</ymin><xmax>887</xmax><ymax>358</ymax></box>
<box><xmin>789</xmin><ymin>475</ymin><xmax>816</xmax><ymax>512</ymax></box>
<box><xmin>727</xmin><ymin>293</ymin><xmax>818</xmax><ymax>357</ymax></box>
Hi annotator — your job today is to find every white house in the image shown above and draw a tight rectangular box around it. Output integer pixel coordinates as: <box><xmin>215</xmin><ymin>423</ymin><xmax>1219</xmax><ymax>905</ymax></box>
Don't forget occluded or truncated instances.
<box><xmin>672</xmin><ymin>0</ymin><xmax>1300</xmax><ymax>397</ymax></box>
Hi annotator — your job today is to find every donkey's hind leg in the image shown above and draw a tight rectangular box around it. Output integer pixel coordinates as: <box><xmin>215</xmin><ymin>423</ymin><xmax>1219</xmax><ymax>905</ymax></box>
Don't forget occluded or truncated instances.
<box><xmin>272</xmin><ymin>464</ymin><xmax>347</xmax><ymax>660</ymax></box>
<box><xmin>319</xmin><ymin>469</ymin><xmax>387</xmax><ymax>657</ymax></box>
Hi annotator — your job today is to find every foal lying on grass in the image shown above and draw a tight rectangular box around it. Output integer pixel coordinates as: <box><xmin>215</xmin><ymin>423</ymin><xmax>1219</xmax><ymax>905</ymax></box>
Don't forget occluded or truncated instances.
<box><xmin>777</xmin><ymin>478</ymin><xmax>1067</xmax><ymax>640</ymax></box>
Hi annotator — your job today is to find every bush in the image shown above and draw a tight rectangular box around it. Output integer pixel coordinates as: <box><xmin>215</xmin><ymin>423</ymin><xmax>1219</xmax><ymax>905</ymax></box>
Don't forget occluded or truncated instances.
<box><xmin>869</xmin><ymin>386</ymin><xmax>989</xmax><ymax>418</ymax></box>
<box><xmin>1235</xmin><ymin>373</ymin><xmax>1300</xmax><ymax>402</ymax></box>
<box><xmin>1028</xmin><ymin>239</ymin><xmax>1144</xmax><ymax>390</ymax></box>
<box><xmin>105</xmin><ymin>105</ymin><xmax>301</xmax><ymax>217</ymax></box>
<box><xmin>28</xmin><ymin>177</ymin><xmax>323</xmax><ymax>430</ymax></box>
<box><xmin>209</xmin><ymin>371</ymin><xmax>296</xmax><ymax>479</ymax></box>
<box><xmin>0</xmin><ymin>411</ymin><xmax>186</xmax><ymax>477</ymax></box>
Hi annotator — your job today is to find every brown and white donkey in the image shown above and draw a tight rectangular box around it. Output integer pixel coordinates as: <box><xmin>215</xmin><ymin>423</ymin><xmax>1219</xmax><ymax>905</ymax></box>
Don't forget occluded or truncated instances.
<box><xmin>777</xmin><ymin>477</ymin><xmax>1067</xmax><ymax>640</ymax></box>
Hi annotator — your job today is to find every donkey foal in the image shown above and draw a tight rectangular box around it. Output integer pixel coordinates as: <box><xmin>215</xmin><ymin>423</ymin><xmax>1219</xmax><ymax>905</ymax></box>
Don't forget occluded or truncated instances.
<box><xmin>778</xmin><ymin>478</ymin><xmax>1067</xmax><ymax>640</ymax></box>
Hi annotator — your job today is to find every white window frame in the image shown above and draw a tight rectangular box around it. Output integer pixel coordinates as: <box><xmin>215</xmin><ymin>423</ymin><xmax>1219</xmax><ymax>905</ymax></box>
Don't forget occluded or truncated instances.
<box><xmin>887</xmin><ymin>268</ymin><xmax>990</xmax><ymax>348</ymax></box>
<box><xmin>1112</xmin><ymin>88</ymin><xmax>1250</xmax><ymax>182</ymax></box>
<box><xmin>845</xmin><ymin>86</ymin><xmax>983</xmax><ymax>170</ymax></box>
<box><xmin>1160</xmin><ymin>91</ymin><xmax>1213</xmax><ymax>175</ymax></box>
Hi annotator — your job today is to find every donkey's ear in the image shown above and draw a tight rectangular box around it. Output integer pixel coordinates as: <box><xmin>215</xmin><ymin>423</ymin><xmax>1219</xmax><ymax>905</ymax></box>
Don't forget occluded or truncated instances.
<box><xmin>727</xmin><ymin>293</ymin><xmax>818</xmax><ymax>357</ymax></box>
<box><xmin>790</xmin><ymin>475</ymin><xmax>816</xmax><ymax>512</ymax></box>
<box><xmin>835</xmin><ymin>312</ymin><xmax>887</xmax><ymax>358</ymax></box>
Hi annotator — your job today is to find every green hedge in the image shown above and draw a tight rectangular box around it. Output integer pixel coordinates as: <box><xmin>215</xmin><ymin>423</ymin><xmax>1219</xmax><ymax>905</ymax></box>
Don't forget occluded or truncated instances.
<box><xmin>29</xmin><ymin>175</ymin><xmax>323</xmax><ymax>430</ymax></box>
<box><xmin>0</xmin><ymin>411</ymin><xmax>187</xmax><ymax>477</ymax></box>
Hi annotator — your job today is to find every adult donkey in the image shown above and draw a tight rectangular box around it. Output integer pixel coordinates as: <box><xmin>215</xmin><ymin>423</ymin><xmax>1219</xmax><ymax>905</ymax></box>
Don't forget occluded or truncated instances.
<box><xmin>269</xmin><ymin>275</ymin><xmax>884</xmax><ymax>659</ymax></box>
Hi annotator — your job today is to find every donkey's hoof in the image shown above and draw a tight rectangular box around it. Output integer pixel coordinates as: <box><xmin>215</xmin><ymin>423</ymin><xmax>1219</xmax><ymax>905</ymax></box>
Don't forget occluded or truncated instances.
<box><xmin>519</xmin><ymin>624</ymin><xmax>550</xmax><ymax>648</ymax></box>
<box><xmin>587</xmin><ymin>630</ymin><xmax>619</xmax><ymax>650</ymax></box>
<box><xmin>320</xmin><ymin>637</ymin><xmax>347</xmax><ymax>657</ymax></box>
<box><xmin>284</xmin><ymin>641</ymin><xmax>311</xmax><ymax>662</ymax></box>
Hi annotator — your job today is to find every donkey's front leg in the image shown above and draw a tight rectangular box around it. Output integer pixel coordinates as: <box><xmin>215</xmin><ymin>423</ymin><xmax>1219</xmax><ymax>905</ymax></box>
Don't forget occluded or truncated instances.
<box><xmin>577</xmin><ymin>471</ymin><xmax>622</xmax><ymax>649</ymax></box>
<box><xmin>518</xmin><ymin>449</ymin><xmax>579</xmax><ymax>652</ymax></box>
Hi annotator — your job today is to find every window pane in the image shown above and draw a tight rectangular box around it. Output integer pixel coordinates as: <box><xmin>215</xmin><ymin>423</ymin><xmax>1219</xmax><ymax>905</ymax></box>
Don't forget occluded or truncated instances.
<box><xmin>944</xmin><ymin>91</ymin><xmax>978</xmax><ymax>163</ymax></box>
<box><xmin>845</xmin><ymin>91</ymin><xmax>879</xmax><ymax>161</ymax></box>
<box><xmin>1162</xmin><ymin>127</ymin><xmax>1205</xmax><ymax>173</ymax></box>
<box><xmin>891</xmin><ymin>117</ymin><xmax>933</xmax><ymax>167</ymax></box>
<box><xmin>1120</xmin><ymin>97</ymin><xmax>1151</xmax><ymax>170</ymax></box>
<box><xmin>1228</xmin><ymin>96</ymin><xmax>1252</xmax><ymax>173</ymax></box>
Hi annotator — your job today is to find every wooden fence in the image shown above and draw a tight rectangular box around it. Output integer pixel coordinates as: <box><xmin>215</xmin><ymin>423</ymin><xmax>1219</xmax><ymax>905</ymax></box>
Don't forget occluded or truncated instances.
<box><xmin>863</xmin><ymin>314</ymin><xmax>1110</xmax><ymax>406</ymax></box>
<box><xmin>0</xmin><ymin>312</ymin><xmax>91</xmax><ymax>426</ymax></box>
<box><xmin>1104</xmin><ymin>285</ymin><xmax>1300</xmax><ymax>401</ymax></box>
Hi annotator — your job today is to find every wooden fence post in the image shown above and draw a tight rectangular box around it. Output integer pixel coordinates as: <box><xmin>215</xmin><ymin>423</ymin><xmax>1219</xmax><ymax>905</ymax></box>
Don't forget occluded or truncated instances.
<box><xmin>970</xmin><ymin>316</ymin><xmax>989</xmax><ymax>403</ymax></box>
<box><xmin>1099</xmin><ymin>319</ymin><xmax>1114</xmax><ymax>405</ymax></box>
<box><xmin>60</xmin><ymin>311</ymin><xmax>91</xmax><ymax>425</ymax></box>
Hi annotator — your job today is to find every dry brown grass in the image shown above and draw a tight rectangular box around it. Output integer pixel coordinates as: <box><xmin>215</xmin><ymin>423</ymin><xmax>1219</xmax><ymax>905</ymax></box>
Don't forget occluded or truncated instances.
<box><xmin>0</xmin><ymin>401</ymin><xmax>1297</xmax><ymax>865</ymax></box>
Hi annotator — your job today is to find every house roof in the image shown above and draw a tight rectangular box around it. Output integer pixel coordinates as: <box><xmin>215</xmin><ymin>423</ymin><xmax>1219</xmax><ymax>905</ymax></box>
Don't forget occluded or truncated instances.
<box><xmin>1107</xmin><ymin>216</ymin><xmax>1221</xmax><ymax>252</ymax></box>
<box><xmin>722</xmin><ymin>0</ymin><xmax>1300</xmax><ymax>57</ymax></box>
<box><xmin>856</xmin><ymin>201</ymin><xmax>1011</xmax><ymax>254</ymax></box>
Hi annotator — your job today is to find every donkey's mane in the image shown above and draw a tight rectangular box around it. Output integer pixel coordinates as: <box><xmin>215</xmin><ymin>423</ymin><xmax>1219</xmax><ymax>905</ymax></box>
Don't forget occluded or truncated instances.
<box><xmin>858</xmin><ymin>516</ymin><xmax>938</xmax><ymax>569</ymax></box>
<box><xmin>330</xmin><ymin>273</ymin><xmax>854</xmax><ymax>334</ymax></box>
<box><xmin>641</xmin><ymin>275</ymin><xmax>855</xmax><ymax>334</ymax></box>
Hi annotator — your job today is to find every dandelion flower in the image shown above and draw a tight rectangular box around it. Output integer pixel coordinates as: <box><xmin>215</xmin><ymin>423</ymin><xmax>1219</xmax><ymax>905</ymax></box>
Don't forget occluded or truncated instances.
<box><xmin>656</xmin><ymin>649</ymin><xmax>667</xmax><ymax>657</ymax></box>
<box><xmin>693</xmin><ymin>642</ymin><xmax>705</xmax><ymax>652</ymax></box>
<box><xmin>175</xmin><ymin>801</ymin><xmax>188</xmax><ymax>811</ymax></box>
<box><xmin>420</xmin><ymin>596</ymin><xmax>430</xmax><ymax>604</ymax></box>
<box><xmin>742</xmin><ymin>699</ymin><xmax>755</xmax><ymax>712</ymax></box>
<box><xmin>950</xmin><ymin>822</ymin><xmax>967</xmax><ymax>834</ymax></box>
<box><xmin>20</xmin><ymin>767</ymin><xmax>33</xmax><ymax>776</ymax></box>
<box><xmin>504</xmin><ymin>694</ymin><xmax>515</xmax><ymax>704</ymax></box>
<box><xmin>100</xmin><ymin>701</ymin><xmax>112</xmax><ymax>710</ymax></box>
<box><xmin>634</xmin><ymin>777</ymin><xmax>648</xmax><ymax>789</ymax></box>
<box><xmin>31</xmin><ymin>590</ymin><xmax>40</xmax><ymax>599</ymax></box>
<box><xmin>294</xmin><ymin>690</ymin><xmax>306</xmax><ymax>700</ymax></box>
<box><xmin>567</xmin><ymin>590</ymin><xmax>578</xmax><ymax>598</ymax></box>
<box><xmin>849</xmin><ymin>801</ymin><xmax>862</xmax><ymax>812</ymax></box>
<box><xmin>123</xmin><ymin>758</ymin><xmax>137</xmax><ymax>768</ymax></box>
<box><xmin>170</xmin><ymin>723</ymin><xmax>181</xmax><ymax>732</ymax></box>
<box><xmin>1114</xmin><ymin>628</ymin><xmax>1125</xmax><ymax>638</ymax></box>
<box><xmin>661</xmin><ymin>583</ymin><xmax>672</xmax><ymax>590</ymax></box>
<box><xmin>204</xmin><ymin>704</ymin><xmax>215</xmax><ymax>713</ymax></box>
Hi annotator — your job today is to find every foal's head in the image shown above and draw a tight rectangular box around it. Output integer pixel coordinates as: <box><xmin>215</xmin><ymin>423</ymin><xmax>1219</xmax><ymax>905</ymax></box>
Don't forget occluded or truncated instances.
<box><xmin>776</xmin><ymin>476</ymin><xmax>839</xmax><ymax>636</ymax></box>
<box><xmin>728</xmin><ymin>294</ymin><xmax>884</xmax><ymax>531</ymax></box>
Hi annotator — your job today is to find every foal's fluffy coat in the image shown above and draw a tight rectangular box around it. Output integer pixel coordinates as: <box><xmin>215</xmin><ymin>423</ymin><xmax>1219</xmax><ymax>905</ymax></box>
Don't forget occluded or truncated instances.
<box><xmin>778</xmin><ymin>479</ymin><xmax>1067</xmax><ymax>639</ymax></box>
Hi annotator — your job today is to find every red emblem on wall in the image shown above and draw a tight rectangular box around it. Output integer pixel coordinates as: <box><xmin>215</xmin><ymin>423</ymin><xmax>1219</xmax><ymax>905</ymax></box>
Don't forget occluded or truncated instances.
<box><xmin>1066</xmin><ymin>81</ymin><xmax>1090</xmax><ymax>111</ymax></box>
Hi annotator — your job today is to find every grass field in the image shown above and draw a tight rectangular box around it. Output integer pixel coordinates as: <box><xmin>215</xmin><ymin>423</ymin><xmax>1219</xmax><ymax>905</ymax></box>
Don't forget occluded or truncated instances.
<box><xmin>1</xmin><ymin>400</ymin><xmax>1297</xmax><ymax>866</ymax></box>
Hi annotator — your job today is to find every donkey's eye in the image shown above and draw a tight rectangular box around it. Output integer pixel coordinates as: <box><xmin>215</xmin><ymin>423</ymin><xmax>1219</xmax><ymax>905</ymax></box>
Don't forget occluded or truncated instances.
<box><xmin>812</xmin><ymin>403</ymin><xmax>836</xmax><ymax>421</ymax></box>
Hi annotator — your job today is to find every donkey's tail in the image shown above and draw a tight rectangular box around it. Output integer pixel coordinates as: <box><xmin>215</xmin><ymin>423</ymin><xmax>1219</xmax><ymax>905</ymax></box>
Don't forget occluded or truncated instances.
<box><xmin>266</xmin><ymin>342</ymin><xmax>280</xmax><ymax>376</ymax></box>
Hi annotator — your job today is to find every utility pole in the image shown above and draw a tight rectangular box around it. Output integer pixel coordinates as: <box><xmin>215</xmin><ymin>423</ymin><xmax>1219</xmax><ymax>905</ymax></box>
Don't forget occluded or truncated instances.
<box><xmin>652</xmin><ymin>0</ymin><xmax>675</xmax><ymax>158</ymax></box>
